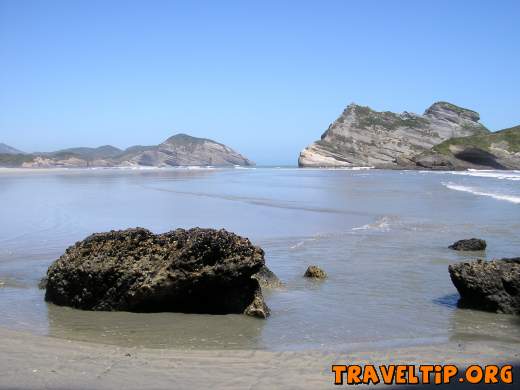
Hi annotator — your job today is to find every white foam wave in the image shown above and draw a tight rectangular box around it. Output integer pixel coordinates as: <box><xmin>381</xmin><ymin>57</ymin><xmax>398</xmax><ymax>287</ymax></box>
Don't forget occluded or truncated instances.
<box><xmin>442</xmin><ymin>182</ymin><xmax>520</xmax><ymax>204</ymax></box>
<box><xmin>352</xmin><ymin>216</ymin><xmax>393</xmax><ymax>232</ymax></box>
<box><xmin>447</xmin><ymin>170</ymin><xmax>520</xmax><ymax>181</ymax></box>
<box><xmin>289</xmin><ymin>238</ymin><xmax>317</xmax><ymax>249</ymax></box>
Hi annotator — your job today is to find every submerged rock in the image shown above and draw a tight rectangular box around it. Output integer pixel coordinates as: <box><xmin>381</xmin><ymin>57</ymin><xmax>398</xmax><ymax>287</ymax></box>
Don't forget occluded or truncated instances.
<box><xmin>449</xmin><ymin>258</ymin><xmax>520</xmax><ymax>314</ymax></box>
<box><xmin>44</xmin><ymin>227</ymin><xmax>270</xmax><ymax>318</ymax></box>
<box><xmin>449</xmin><ymin>238</ymin><xmax>487</xmax><ymax>251</ymax></box>
<box><xmin>303</xmin><ymin>265</ymin><xmax>327</xmax><ymax>279</ymax></box>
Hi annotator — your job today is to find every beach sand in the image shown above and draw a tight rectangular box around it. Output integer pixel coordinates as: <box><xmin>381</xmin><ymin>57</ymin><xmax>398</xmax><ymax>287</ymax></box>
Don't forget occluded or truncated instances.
<box><xmin>1</xmin><ymin>327</ymin><xmax>518</xmax><ymax>389</ymax></box>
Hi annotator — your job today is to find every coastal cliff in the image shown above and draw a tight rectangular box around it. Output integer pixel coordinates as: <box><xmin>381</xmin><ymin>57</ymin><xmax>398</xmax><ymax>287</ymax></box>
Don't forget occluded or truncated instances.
<box><xmin>298</xmin><ymin>102</ymin><xmax>489</xmax><ymax>168</ymax></box>
<box><xmin>0</xmin><ymin>134</ymin><xmax>253</xmax><ymax>168</ymax></box>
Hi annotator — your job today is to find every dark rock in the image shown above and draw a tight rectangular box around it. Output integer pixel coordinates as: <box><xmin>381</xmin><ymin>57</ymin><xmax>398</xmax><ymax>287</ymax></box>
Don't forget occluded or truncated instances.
<box><xmin>44</xmin><ymin>227</ymin><xmax>270</xmax><ymax>318</ymax></box>
<box><xmin>449</xmin><ymin>238</ymin><xmax>487</xmax><ymax>251</ymax></box>
<box><xmin>252</xmin><ymin>265</ymin><xmax>282</xmax><ymax>289</ymax></box>
<box><xmin>303</xmin><ymin>265</ymin><xmax>327</xmax><ymax>279</ymax></box>
<box><xmin>243</xmin><ymin>288</ymin><xmax>270</xmax><ymax>318</ymax></box>
<box><xmin>449</xmin><ymin>258</ymin><xmax>520</xmax><ymax>314</ymax></box>
<box><xmin>38</xmin><ymin>277</ymin><xmax>47</xmax><ymax>290</ymax></box>
<box><xmin>413</xmin><ymin>152</ymin><xmax>455</xmax><ymax>170</ymax></box>
<box><xmin>453</xmin><ymin>148</ymin><xmax>507</xmax><ymax>169</ymax></box>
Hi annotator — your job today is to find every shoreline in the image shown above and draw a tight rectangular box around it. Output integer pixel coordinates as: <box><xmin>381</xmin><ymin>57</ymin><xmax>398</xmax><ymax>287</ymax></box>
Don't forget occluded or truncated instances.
<box><xmin>1</xmin><ymin>166</ymin><xmax>520</xmax><ymax>175</ymax></box>
<box><xmin>1</xmin><ymin>327</ymin><xmax>519</xmax><ymax>389</ymax></box>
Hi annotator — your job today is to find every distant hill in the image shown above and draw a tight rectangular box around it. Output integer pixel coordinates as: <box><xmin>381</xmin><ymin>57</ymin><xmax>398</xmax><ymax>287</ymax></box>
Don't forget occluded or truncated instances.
<box><xmin>0</xmin><ymin>134</ymin><xmax>253</xmax><ymax>168</ymax></box>
<box><xmin>0</xmin><ymin>143</ymin><xmax>24</xmax><ymax>155</ymax></box>
<box><xmin>49</xmin><ymin>145</ymin><xmax>123</xmax><ymax>160</ymax></box>
<box><xmin>119</xmin><ymin>134</ymin><xmax>254</xmax><ymax>167</ymax></box>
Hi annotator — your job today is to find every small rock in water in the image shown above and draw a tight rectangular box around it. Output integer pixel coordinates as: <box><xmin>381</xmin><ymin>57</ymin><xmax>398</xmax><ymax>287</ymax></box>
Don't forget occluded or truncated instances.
<box><xmin>243</xmin><ymin>289</ymin><xmax>270</xmax><ymax>318</ymax></box>
<box><xmin>44</xmin><ymin>227</ymin><xmax>270</xmax><ymax>318</ymax></box>
<box><xmin>252</xmin><ymin>265</ymin><xmax>282</xmax><ymax>288</ymax></box>
<box><xmin>449</xmin><ymin>238</ymin><xmax>487</xmax><ymax>251</ymax></box>
<box><xmin>448</xmin><ymin>257</ymin><xmax>520</xmax><ymax>314</ymax></box>
<box><xmin>304</xmin><ymin>265</ymin><xmax>327</xmax><ymax>279</ymax></box>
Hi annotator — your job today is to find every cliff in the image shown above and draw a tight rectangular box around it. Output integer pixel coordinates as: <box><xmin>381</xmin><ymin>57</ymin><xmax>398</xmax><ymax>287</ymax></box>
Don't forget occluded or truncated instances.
<box><xmin>414</xmin><ymin>125</ymin><xmax>520</xmax><ymax>170</ymax></box>
<box><xmin>298</xmin><ymin>102</ymin><xmax>489</xmax><ymax>168</ymax></box>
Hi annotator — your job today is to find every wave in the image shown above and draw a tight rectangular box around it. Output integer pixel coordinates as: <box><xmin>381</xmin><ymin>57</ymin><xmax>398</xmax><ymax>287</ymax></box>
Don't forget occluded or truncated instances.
<box><xmin>446</xmin><ymin>170</ymin><xmax>520</xmax><ymax>181</ymax></box>
<box><xmin>290</xmin><ymin>237</ymin><xmax>317</xmax><ymax>249</ymax></box>
<box><xmin>352</xmin><ymin>216</ymin><xmax>394</xmax><ymax>232</ymax></box>
<box><xmin>442</xmin><ymin>182</ymin><xmax>520</xmax><ymax>204</ymax></box>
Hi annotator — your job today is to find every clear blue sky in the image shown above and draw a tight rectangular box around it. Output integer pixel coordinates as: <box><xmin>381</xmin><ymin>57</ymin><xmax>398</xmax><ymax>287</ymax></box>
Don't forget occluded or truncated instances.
<box><xmin>0</xmin><ymin>0</ymin><xmax>519</xmax><ymax>165</ymax></box>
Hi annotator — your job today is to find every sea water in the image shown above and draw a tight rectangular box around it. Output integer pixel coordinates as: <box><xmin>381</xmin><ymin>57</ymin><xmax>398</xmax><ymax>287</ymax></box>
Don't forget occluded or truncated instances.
<box><xmin>0</xmin><ymin>167</ymin><xmax>519</xmax><ymax>351</ymax></box>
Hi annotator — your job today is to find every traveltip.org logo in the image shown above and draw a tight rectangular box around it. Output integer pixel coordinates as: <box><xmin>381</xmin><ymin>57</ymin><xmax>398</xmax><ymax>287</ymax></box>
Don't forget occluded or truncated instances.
<box><xmin>331</xmin><ymin>364</ymin><xmax>513</xmax><ymax>385</ymax></box>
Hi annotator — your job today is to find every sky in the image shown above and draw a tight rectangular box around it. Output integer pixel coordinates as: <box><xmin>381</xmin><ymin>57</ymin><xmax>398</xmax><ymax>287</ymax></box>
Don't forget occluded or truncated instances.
<box><xmin>0</xmin><ymin>0</ymin><xmax>519</xmax><ymax>165</ymax></box>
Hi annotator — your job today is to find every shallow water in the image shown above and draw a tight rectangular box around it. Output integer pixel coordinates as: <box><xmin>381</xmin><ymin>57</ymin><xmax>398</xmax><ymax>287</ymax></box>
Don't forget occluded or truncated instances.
<box><xmin>0</xmin><ymin>167</ymin><xmax>519</xmax><ymax>351</ymax></box>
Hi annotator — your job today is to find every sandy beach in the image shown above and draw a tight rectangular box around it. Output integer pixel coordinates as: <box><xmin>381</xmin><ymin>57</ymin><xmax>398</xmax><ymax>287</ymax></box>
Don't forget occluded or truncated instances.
<box><xmin>1</xmin><ymin>326</ymin><xmax>518</xmax><ymax>389</ymax></box>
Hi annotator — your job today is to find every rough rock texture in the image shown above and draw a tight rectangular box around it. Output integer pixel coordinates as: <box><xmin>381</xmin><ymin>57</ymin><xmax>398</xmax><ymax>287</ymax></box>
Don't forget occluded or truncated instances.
<box><xmin>252</xmin><ymin>265</ymin><xmax>283</xmax><ymax>288</ymax></box>
<box><xmin>44</xmin><ymin>228</ymin><xmax>269</xmax><ymax>318</ymax></box>
<box><xmin>298</xmin><ymin>102</ymin><xmax>489</xmax><ymax>168</ymax></box>
<box><xmin>303</xmin><ymin>265</ymin><xmax>327</xmax><ymax>279</ymax></box>
<box><xmin>415</xmin><ymin>125</ymin><xmax>520</xmax><ymax>170</ymax></box>
<box><xmin>4</xmin><ymin>133</ymin><xmax>253</xmax><ymax>168</ymax></box>
<box><xmin>449</xmin><ymin>258</ymin><xmax>520</xmax><ymax>314</ymax></box>
<box><xmin>449</xmin><ymin>238</ymin><xmax>487</xmax><ymax>251</ymax></box>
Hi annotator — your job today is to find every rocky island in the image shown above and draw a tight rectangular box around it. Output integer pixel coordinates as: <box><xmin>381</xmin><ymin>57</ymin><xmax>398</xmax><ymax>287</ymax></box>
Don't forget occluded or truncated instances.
<box><xmin>299</xmin><ymin>101</ymin><xmax>520</xmax><ymax>170</ymax></box>
<box><xmin>0</xmin><ymin>133</ymin><xmax>253</xmax><ymax>168</ymax></box>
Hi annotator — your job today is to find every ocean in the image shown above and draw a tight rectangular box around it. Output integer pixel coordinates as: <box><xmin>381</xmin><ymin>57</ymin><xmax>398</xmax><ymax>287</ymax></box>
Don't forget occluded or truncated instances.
<box><xmin>0</xmin><ymin>167</ymin><xmax>519</xmax><ymax>351</ymax></box>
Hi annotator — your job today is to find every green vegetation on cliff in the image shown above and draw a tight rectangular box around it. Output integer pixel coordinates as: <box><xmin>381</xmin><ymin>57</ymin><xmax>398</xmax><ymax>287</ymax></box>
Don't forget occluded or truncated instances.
<box><xmin>0</xmin><ymin>154</ymin><xmax>34</xmax><ymax>167</ymax></box>
<box><xmin>433</xmin><ymin>125</ymin><xmax>520</xmax><ymax>155</ymax></box>
<box><xmin>351</xmin><ymin>105</ymin><xmax>429</xmax><ymax>130</ymax></box>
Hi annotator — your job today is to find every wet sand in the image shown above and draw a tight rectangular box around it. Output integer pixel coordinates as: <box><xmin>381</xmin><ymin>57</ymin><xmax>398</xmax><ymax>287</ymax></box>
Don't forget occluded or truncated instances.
<box><xmin>1</xmin><ymin>327</ymin><xmax>518</xmax><ymax>389</ymax></box>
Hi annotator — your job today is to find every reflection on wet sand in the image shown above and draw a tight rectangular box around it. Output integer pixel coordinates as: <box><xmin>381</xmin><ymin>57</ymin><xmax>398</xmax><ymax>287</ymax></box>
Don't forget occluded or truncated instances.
<box><xmin>448</xmin><ymin>305</ymin><xmax>520</xmax><ymax>344</ymax></box>
<box><xmin>46</xmin><ymin>302</ymin><xmax>266</xmax><ymax>349</ymax></box>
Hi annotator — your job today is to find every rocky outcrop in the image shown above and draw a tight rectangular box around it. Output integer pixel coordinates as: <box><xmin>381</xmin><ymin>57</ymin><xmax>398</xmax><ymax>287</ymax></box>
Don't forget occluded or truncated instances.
<box><xmin>449</xmin><ymin>238</ymin><xmax>487</xmax><ymax>251</ymax></box>
<box><xmin>252</xmin><ymin>265</ymin><xmax>283</xmax><ymax>288</ymax></box>
<box><xmin>414</xmin><ymin>125</ymin><xmax>520</xmax><ymax>170</ymax></box>
<box><xmin>44</xmin><ymin>227</ymin><xmax>270</xmax><ymax>318</ymax></box>
<box><xmin>299</xmin><ymin>102</ymin><xmax>489</xmax><ymax>168</ymax></box>
<box><xmin>3</xmin><ymin>133</ymin><xmax>253</xmax><ymax>168</ymax></box>
<box><xmin>303</xmin><ymin>265</ymin><xmax>327</xmax><ymax>279</ymax></box>
<box><xmin>449</xmin><ymin>258</ymin><xmax>520</xmax><ymax>314</ymax></box>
